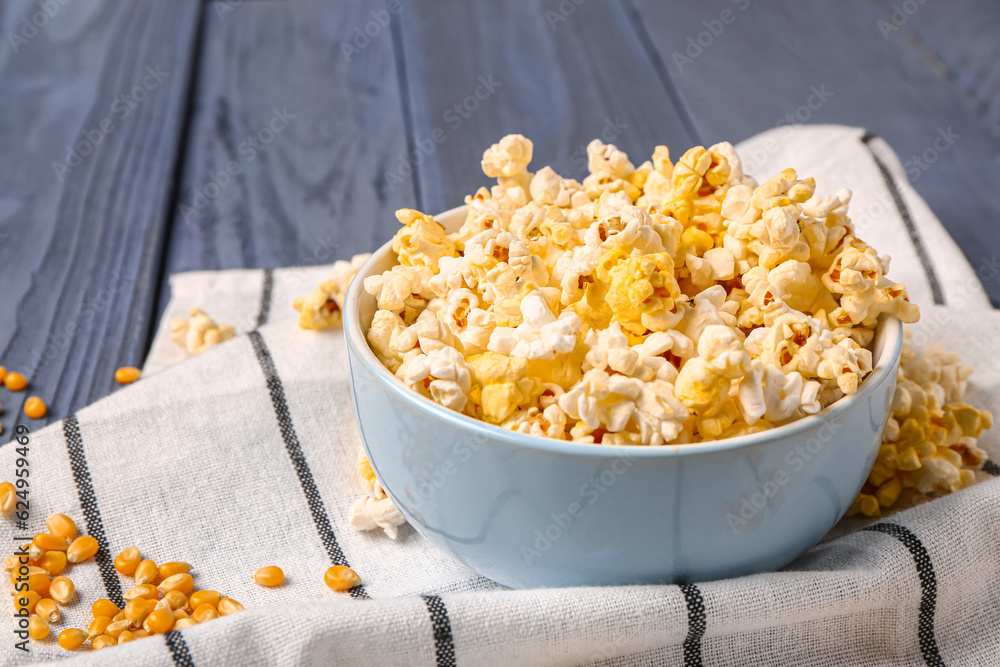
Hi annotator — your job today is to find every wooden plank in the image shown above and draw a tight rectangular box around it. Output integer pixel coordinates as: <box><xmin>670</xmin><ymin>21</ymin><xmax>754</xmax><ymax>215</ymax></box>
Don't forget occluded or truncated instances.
<box><xmin>160</xmin><ymin>0</ymin><xmax>417</xmax><ymax>315</ymax></box>
<box><xmin>393</xmin><ymin>0</ymin><xmax>699</xmax><ymax>216</ymax></box>
<box><xmin>0</xmin><ymin>0</ymin><xmax>202</xmax><ymax>436</ymax></box>
<box><xmin>628</xmin><ymin>0</ymin><xmax>1000</xmax><ymax>305</ymax></box>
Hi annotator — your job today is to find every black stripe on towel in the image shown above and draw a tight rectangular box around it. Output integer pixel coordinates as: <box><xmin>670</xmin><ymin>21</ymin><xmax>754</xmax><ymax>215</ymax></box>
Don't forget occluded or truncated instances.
<box><xmin>678</xmin><ymin>583</ymin><xmax>707</xmax><ymax>667</ymax></box>
<box><xmin>982</xmin><ymin>460</ymin><xmax>1000</xmax><ymax>477</ymax></box>
<box><xmin>422</xmin><ymin>595</ymin><xmax>457</xmax><ymax>667</ymax></box>
<box><xmin>248</xmin><ymin>330</ymin><xmax>369</xmax><ymax>599</ymax></box>
<box><xmin>63</xmin><ymin>415</ymin><xmax>125</xmax><ymax>608</ymax></box>
<box><xmin>861</xmin><ymin>133</ymin><xmax>945</xmax><ymax>305</ymax></box>
<box><xmin>164</xmin><ymin>631</ymin><xmax>196</xmax><ymax>667</ymax></box>
<box><xmin>256</xmin><ymin>268</ymin><xmax>274</xmax><ymax>327</ymax></box>
<box><xmin>864</xmin><ymin>523</ymin><xmax>944</xmax><ymax>667</ymax></box>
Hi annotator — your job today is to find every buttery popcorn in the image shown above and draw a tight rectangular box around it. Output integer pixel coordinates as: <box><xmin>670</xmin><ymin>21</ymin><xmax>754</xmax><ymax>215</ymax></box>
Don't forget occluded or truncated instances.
<box><xmin>848</xmin><ymin>332</ymin><xmax>993</xmax><ymax>517</ymax></box>
<box><xmin>169</xmin><ymin>308</ymin><xmax>236</xmax><ymax>355</ymax></box>
<box><xmin>292</xmin><ymin>253</ymin><xmax>372</xmax><ymax>330</ymax></box>
<box><xmin>364</xmin><ymin>133</ymin><xmax>929</xmax><ymax>447</ymax></box>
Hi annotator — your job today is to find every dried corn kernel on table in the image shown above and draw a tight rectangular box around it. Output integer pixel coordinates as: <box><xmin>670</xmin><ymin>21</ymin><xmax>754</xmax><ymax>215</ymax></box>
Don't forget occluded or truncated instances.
<box><xmin>2</xmin><ymin>2</ymin><xmax>1000</xmax><ymax>666</ymax></box>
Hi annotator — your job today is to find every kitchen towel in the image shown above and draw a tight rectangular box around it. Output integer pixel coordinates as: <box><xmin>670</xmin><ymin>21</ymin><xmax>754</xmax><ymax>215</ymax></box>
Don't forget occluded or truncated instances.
<box><xmin>3</xmin><ymin>125</ymin><xmax>998</xmax><ymax>666</ymax></box>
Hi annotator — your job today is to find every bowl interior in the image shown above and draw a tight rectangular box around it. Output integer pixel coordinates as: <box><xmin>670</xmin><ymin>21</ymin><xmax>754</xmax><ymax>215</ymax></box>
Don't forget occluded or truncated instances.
<box><xmin>346</xmin><ymin>205</ymin><xmax>902</xmax><ymax>456</ymax></box>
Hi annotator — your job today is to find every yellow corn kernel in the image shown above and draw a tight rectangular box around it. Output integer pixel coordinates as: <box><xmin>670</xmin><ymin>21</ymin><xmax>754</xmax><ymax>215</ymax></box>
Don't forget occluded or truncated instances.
<box><xmin>57</xmin><ymin>628</ymin><xmax>88</xmax><ymax>651</ymax></box>
<box><xmin>27</xmin><ymin>572</ymin><xmax>51</xmax><ymax>596</ymax></box>
<box><xmin>124</xmin><ymin>583</ymin><xmax>160</xmax><ymax>601</ymax></box>
<box><xmin>3</xmin><ymin>553</ymin><xmax>21</xmax><ymax>572</ymax></box>
<box><xmin>4</xmin><ymin>371</ymin><xmax>27</xmax><ymax>391</ymax></box>
<box><xmin>132</xmin><ymin>629</ymin><xmax>150</xmax><ymax>639</ymax></box>
<box><xmin>158</xmin><ymin>561</ymin><xmax>191</xmax><ymax>579</ymax></box>
<box><xmin>28</xmin><ymin>614</ymin><xmax>49</xmax><ymax>640</ymax></box>
<box><xmin>104</xmin><ymin>620</ymin><xmax>131</xmax><ymax>638</ymax></box>
<box><xmin>87</xmin><ymin>616</ymin><xmax>112</xmax><ymax>640</ymax></box>
<box><xmin>67</xmin><ymin>536</ymin><xmax>99</xmax><ymax>563</ymax></box>
<box><xmin>113</xmin><ymin>610</ymin><xmax>126</xmax><ymax>623</ymax></box>
<box><xmin>33</xmin><ymin>533</ymin><xmax>68</xmax><ymax>552</ymax></box>
<box><xmin>173</xmin><ymin>618</ymin><xmax>197</xmax><ymax>630</ymax></box>
<box><xmin>114</xmin><ymin>546</ymin><xmax>141</xmax><ymax>575</ymax></box>
<box><xmin>14</xmin><ymin>591</ymin><xmax>40</xmax><ymax>615</ymax></box>
<box><xmin>115</xmin><ymin>367</ymin><xmax>142</xmax><ymax>384</ymax></box>
<box><xmin>163</xmin><ymin>590</ymin><xmax>188</xmax><ymax>610</ymax></box>
<box><xmin>135</xmin><ymin>559</ymin><xmax>158</xmax><ymax>585</ymax></box>
<box><xmin>27</xmin><ymin>542</ymin><xmax>46</xmax><ymax>562</ymax></box>
<box><xmin>188</xmin><ymin>590</ymin><xmax>220</xmax><ymax>610</ymax></box>
<box><xmin>0</xmin><ymin>483</ymin><xmax>15</xmax><ymax>518</ymax></box>
<box><xmin>24</xmin><ymin>396</ymin><xmax>47</xmax><ymax>419</ymax></box>
<box><xmin>46</xmin><ymin>514</ymin><xmax>78</xmax><ymax>541</ymax></box>
<box><xmin>118</xmin><ymin>630</ymin><xmax>137</xmax><ymax>644</ymax></box>
<box><xmin>158</xmin><ymin>573</ymin><xmax>194</xmax><ymax>596</ymax></box>
<box><xmin>92</xmin><ymin>598</ymin><xmax>120</xmax><ymax>619</ymax></box>
<box><xmin>324</xmin><ymin>565</ymin><xmax>361</xmax><ymax>591</ymax></box>
<box><xmin>37</xmin><ymin>550</ymin><xmax>67</xmax><ymax>576</ymax></box>
<box><xmin>192</xmin><ymin>603</ymin><xmax>218</xmax><ymax>623</ymax></box>
<box><xmin>173</xmin><ymin>608</ymin><xmax>190</xmax><ymax>620</ymax></box>
<box><xmin>93</xmin><ymin>634</ymin><xmax>116</xmax><ymax>650</ymax></box>
<box><xmin>124</xmin><ymin>598</ymin><xmax>151</xmax><ymax>624</ymax></box>
<box><xmin>35</xmin><ymin>597</ymin><xmax>60</xmax><ymax>623</ymax></box>
<box><xmin>49</xmin><ymin>575</ymin><xmax>75</xmax><ymax>604</ymax></box>
<box><xmin>253</xmin><ymin>565</ymin><xmax>284</xmax><ymax>587</ymax></box>
<box><xmin>217</xmin><ymin>597</ymin><xmax>244</xmax><ymax>616</ymax></box>
<box><xmin>145</xmin><ymin>609</ymin><xmax>175</xmax><ymax>634</ymax></box>
<box><xmin>10</xmin><ymin>565</ymin><xmax>46</xmax><ymax>584</ymax></box>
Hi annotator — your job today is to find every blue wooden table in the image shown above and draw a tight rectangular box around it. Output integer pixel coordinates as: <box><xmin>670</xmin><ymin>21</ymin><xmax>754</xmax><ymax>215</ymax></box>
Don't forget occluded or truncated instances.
<box><xmin>1</xmin><ymin>0</ymin><xmax>998</xmax><ymax>438</ymax></box>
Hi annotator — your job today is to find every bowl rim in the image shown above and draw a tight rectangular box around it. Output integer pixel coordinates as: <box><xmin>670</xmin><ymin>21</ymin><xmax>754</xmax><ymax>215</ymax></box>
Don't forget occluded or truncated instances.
<box><xmin>345</xmin><ymin>204</ymin><xmax>903</xmax><ymax>459</ymax></box>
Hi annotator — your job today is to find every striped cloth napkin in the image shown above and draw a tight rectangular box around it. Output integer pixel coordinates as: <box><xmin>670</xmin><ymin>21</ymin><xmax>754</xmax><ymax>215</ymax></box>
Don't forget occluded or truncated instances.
<box><xmin>3</xmin><ymin>125</ymin><xmax>998</xmax><ymax>666</ymax></box>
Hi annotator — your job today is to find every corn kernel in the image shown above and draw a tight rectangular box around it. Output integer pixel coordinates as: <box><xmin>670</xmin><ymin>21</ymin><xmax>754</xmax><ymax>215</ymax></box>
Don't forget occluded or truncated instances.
<box><xmin>93</xmin><ymin>634</ymin><xmax>116</xmax><ymax>650</ymax></box>
<box><xmin>14</xmin><ymin>591</ymin><xmax>40</xmax><ymax>615</ymax></box>
<box><xmin>33</xmin><ymin>533</ymin><xmax>68</xmax><ymax>552</ymax></box>
<box><xmin>92</xmin><ymin>598</ymin><xmax>120</xmax><ymax>619</ymax></box>
<box><xmin>217</xmin><ymin>597</ymin><xmax>244</xmax><ymax>616</ymax></box>
<box><xmin>163</xmin><ymin>590</ymin><xmax>188</xmax><ymax>610</ymax></box>
<box><xmin>158</xmin><ymin>573</ymin><xmax>194</xmax><ymax>596</ymax></box>
<box><xmin>49</xmin><ymin>575</ymin><xmax>75</xmax><ymax>604</ymax></box>
<box><xmin>28</xmin><ymin>614</ymin><xmax>49</xmax><ymax>640</ymax></box>
<box><xmin>57</xmin><ymin>628</ymin><xmax>88</xmax><ymax>650</ymax></box>
<box><xmin>27</xmin><ymin>542</ymin><xmax>45</xmax><ymax>562</ymax></box>
<box><xmin>188</xmin><ymin>590</ymin><xmax>220</xmax><ymax>610</ymax></box>
<box><xmin>146</xmin><ymin>609</ymin><xmax>175</xmax><ymax>634</ymax></box>
<box><xmin>192</xmin><ymin>603</ymin><xmax>218</xmax><ymax>623</ymax></box>
<box><xmin>38</xmin><ymin>550</ymin><xmax>67</xmax><ymax>576</ymax></box>
<box><xmin>67</xmin><ymin>535</ymin><xmax>99</xmax><ymax>563</ymax></box>
<box><xmin>2</xmin><ymin>553</ymin><xmax>20</xmax><ymax>572</ymax></box>
<box><xmin>132</xmin><ymin>629</ymin><xmax>150</xmax><ymax>639</ymax></box>
<box><xmin>4</xmin><ymin>371</ymin><xmax>27</xmax><ymax>391</ymax></box>
<box><xmin>31</xmin><ymin>598</ymin><xmax>58</xmax><ymax>625</ymax></box>
<box><xmin>10</xmin><ymin>565</ymin><xmax>46</xmax><ymax>584</ymax></box>
<box><xmin>27</xmin><ymin>572</ymin><xmax>51</xmax><ymax>596</ymax></box>
<box><xmin>105</xmin><ymin>620</ymin><xmax>131</xmax><ymax>638</ymax></box>
<box><xmin>88</xmin><ymin>616</ymin><xmax>112</xmax><ymax>639</ymax></box>
<box><xmin>113</xmin><ymin>610</ymin><xmax>126</xmax><ymax>623</ymax></box>
<box><xmin>254</xmin><ymin>565</ymin><xmax>284</xmax><ymax>587</ymax></box>
<box><xmin>24</xmin><ymin>396</ymin><xmax>46</xmax><ymax>419</ymax></box>
<box><xmin>173</xmin><ymin>618</ymin><xmax>196</xmax><ymax>630</ymax></box>
<box><xmin>324</xmin><ymin>565</ymin><xmax>361</xmax><ymax>591</ymax></box>
<box><xmin>46</xmin><ymin>514</ymin><xmax>77</xmax><ymax>541</ymax></box>
<box><xmin>173</xmin><ymin>608</ymin><xmax>190</xmax><ymax>620</ymax></box>
<box><xmin>158</xmin><ymin>561</ymin><xmax>191</xmax><ymax>579</ymax></box>
<box><xmin>115</xmin><ymin>367</ymin><xmax>142</xmax><ymax>384</ymax></box>
<box><xmin>0</xmin><ymin>483</ymin><xmax>14</xmax><ymax>518</ymax></box>
<box><xmin>124</xmin><ymin>583</ymin><xmax>160</xmax><ymax>601</ymax></box>
<box><xmin>125</xmin><ymin>598</ymin><xmax>151</xmax><ymax>624</ymax></box>
<box><xmin>118</xmin><ymin>630</ymin><xmax>137</xmax><ymax>644</ymax></box>
<box><xmin>135</xmin><ymin>559</ymin><xmax>158</xmax><ymax>585</ymax></box>
<box><xmin>114</xmin><ymin>546</ymin><xmax>141</xmax><ymax>575</ymax></box>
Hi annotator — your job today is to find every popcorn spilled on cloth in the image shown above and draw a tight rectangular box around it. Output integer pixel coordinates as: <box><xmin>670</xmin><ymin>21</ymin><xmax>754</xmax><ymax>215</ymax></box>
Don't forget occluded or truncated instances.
<box><xmin>169</xmin><ymin>307</ymin><xmax>236</xmax><ymax>356</ymax></box>
<box><xmin>290</xmin><ymin>134</ymin><xmax>992</xmax><ymax>538</ymax></box>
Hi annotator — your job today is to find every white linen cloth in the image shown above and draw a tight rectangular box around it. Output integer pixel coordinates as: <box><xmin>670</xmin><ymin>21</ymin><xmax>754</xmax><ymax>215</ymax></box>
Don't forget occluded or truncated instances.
<box><xmin>3</xmin><ymin>125</ymin><xmax>998</xmax><ymax>666</ymax></box>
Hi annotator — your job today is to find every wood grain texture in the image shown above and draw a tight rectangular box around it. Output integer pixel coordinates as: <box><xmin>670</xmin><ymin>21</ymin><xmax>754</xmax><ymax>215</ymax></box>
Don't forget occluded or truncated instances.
<box><xmin>159</xmin><ymin>0</ymin><xmax>416</xmax><ymax>318</ymax></box>
<box><xmin>628</xmin><ymin>0</ymin><xmax>1000</xmax><ymax>304</ymax></box>
<box><xmin>0</xmin><ymin>0</ymin><xmax>201</xmax><ymax>436</ymax></box>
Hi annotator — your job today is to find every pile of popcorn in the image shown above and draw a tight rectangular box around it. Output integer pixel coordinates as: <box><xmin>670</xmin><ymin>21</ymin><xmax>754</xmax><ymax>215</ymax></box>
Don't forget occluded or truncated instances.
<box><xmin>362</xmin><ymin>134</ymin><xmax>921</xmax><ymax>445</ymax></box>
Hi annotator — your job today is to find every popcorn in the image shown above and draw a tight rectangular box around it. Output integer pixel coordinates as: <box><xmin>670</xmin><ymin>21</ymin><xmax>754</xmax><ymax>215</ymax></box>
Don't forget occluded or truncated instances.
<box><xmin>361</xmin><ymin>133</ymin><xmax>935</xmax><ymax>450</ymax></box>
<box><xmin>350</xmin><ymin>450</ymin><xmax>407</xmax><ymax>539</ymax></box>
<box><xmin>848</xmin><ymin>333</ymin><xmax>993</xmax><ymax>518</ymax></box>
<box><xmin>293</xmin><ymin>253</ymin><xmax>371</xmax><ymax>329</ymax></box>
<box><xmin>169</xmin><ymin>308</ymin><xmax>235</xmax><ymax>355</ymax></box>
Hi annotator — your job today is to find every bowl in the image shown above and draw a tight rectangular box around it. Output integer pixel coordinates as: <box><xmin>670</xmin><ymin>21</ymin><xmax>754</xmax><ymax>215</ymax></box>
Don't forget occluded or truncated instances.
<box><xmin>344</xmin><ymin>204</ymin><xmax>903</xmax><ymax>588</ymax></box>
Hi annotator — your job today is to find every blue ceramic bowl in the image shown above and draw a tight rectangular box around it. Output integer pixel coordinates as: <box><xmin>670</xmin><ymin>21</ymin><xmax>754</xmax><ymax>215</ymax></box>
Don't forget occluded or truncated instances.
<box><xmin>345</xmin><ymin>205</ymin><xmax>903</xmax><ymax>588</ymax></box>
